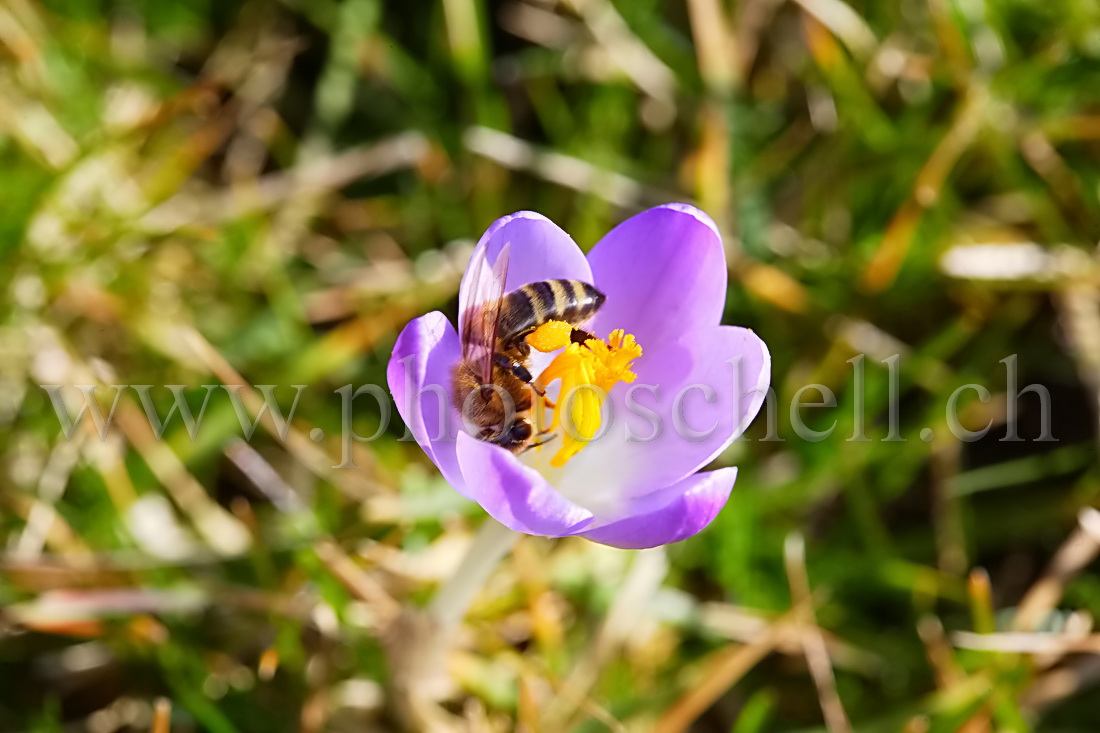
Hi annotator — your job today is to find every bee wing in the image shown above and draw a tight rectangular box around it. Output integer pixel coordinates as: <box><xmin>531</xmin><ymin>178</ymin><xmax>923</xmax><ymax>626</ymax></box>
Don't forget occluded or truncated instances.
<box><xmin>459</xmin><ymin>241</ymin><xmax>511</xmax><ymax>384</ymax></box>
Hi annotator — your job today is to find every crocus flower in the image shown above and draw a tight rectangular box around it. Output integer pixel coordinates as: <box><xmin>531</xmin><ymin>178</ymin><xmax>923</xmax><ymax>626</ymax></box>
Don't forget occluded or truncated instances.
<box><xmin>387</xmin><ymin>204</ymin><xmax>770</xmax><ymax>549</ymax></box>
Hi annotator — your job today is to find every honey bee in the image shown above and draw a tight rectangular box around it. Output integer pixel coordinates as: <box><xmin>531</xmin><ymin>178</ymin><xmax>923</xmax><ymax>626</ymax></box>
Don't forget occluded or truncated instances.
<box><xmin>452</xmin><ymin>243</ymin><xmax>606</xmax><ymax>452</ymax></box>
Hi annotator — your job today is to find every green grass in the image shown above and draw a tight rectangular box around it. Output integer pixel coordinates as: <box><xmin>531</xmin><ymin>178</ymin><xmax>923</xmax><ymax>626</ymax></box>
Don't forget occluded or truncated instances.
<box><xmin>2</xmin><ymin>0</ymin><xmax>1100</xmax><ymax>730</ymax></box>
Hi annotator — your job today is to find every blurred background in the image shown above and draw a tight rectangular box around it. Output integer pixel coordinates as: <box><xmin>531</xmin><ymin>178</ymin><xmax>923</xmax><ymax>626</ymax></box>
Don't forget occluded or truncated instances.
<box><xmin>2</xmin><ymin>0</ymin><xmax>1100</xmax><ymax>730</ymax></box>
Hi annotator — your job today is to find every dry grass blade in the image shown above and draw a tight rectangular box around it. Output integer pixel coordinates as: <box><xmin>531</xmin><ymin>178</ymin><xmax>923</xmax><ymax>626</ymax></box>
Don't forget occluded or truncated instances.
<box><xmin>113</xmin><ymin>400</ymin><xmax>252</xmax><ymax>557</ymax></box>
<box><xmin>545</xmin><ymin>547</ymin><xmax>667</xmax><ymax>730</ymax></box>
<box><xmin>151</xmin><ymin>697</ymin><xmax>172</xmax><ymax>733</ymax></box>
<box><xmin>700</xmin><ymin>602</ymin><xmax>882</xmax><ymax>674</ymax></box>
<box><xmin>863</xmin><ymin>85</ymin><xmax>988</xmax><ymax>291</ymax></box>
<box><xmin>1056</xmin><ymin>278</ymin><xmax>1100</xmax><ymax>450</ymax></box>
<box><xmin>42</xmin><ymin>339</ymin><xmax>252</xmax><ymax>557</ymax></box>
<box><xmin>180</xmin><ymin>326</ymin><xmax>384</xmax><ymax>498</ymax></box>
<box><xmin>464</xmin><ymin>126</ymin><xmax>679</xmax><ymax>208</ymax></box>
<box><xmin>313</xmin><ymin>540</ymin><xmax>400</xmax><ymax>627</ymax></box>
<box><xmin>925</xmin><ymin>0</ymin><xmax>972</xmax><ymax>87</ymax></box>
<box><xmin>0</xmin><ymin>77</ymin><xmax>78</xmax><ymax>168</ymax></box>
<box><xmin>952</xmin><ymin>631</ymin><xmax>1100</xmax><ymax>655</ymax></box>
<box><xmin>1020</xmin><ymin>130</ymin><xmax>1090</xmax><ymax>220</ymax></box>
<box><xmin>739</xmin><ymin>262</ymin><xmax>810</xmax><ymax>313</ymax></box>
<box><xmin>224</xmin><ymin>440</ymin><xmax>307</xmax><ymax>514</ymax></box>
<box><xmin>687</xmin><ymin>0</ymin><xmax>737</xmax><ymax>93</ymax></box>
<box><xmin>0</xmin><ymin>491</ymin><xmax>90</xmax><ymax>559</ymax></box>
<box><xmin>12</xmin><ymin>434</ymin><xmax>85</xmax><ymax>560</ymax></box>
<box><xmin>792</xmin><ymin>0</ymin><xmax>877</xmax><ymax>61</ymax></box>
<box><xmin>785</xmin><ymin>533</ymin><xmax>852</xmax><ymax>733</ymax></box>
<box><xmin>4</xmin><ymin>0</ymin><xmax>1100</xmax><ymax>728</ymax></box>
<box><xmin>1022</xmin><ymin>656</ymin><xmax>1100</xmax><ymax>713</ymax></box>
<box><xmin>655</xmin><ymin>609</ymin><xmax>794</xmax><ymax>733</ymax></box>
<box><xmin>140</xmin><ymin>131</ymin><xmax>429</xmax><ymax>233</ymax></box>
<box><xmin>559</xmin><ymin>0</ymin><xmax>676</xmax><ymax>103</ymax></box>
<box><xmin>1013</xmin><ymin>507</ymin><xmax>1100</xmax><ymax>632</ymax></box>
<box><xmin>917</xmin><ymin>615</ymin><xmax>964</xmax><ymax>690</ymax></box>
<box><xmin>499</xmin><ymin>2</ymin><xmax>578</xmax><ymax>48</ymax></box>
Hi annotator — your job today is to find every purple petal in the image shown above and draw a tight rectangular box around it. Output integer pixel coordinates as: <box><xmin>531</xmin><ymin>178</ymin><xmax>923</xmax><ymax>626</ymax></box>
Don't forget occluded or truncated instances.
<box><xmin>554</xmin><ymin>325</ymin><xmax>770</xmax><ymax>501</ymax></box>
<box><xmin>587</xmin><ymin>204</ymin><xmax>726</xmax><ymax>346</ymax></box>
<box><xmin>459</xmin><ymin>212</ymin><xmax>592</xmax><ymax>341</ymax></box>
<box><xmin>579</xmin><ymin>468</ymin><xmax>738</xmax><ymax>549</ymax></box>
<box><xmin>386</xmin><ymin>312</ymin><xmax>468</xmax><ymax>497</ymax></box>
<box><xmin>455</xmin><ymin>433</ymin><xmax>594</xmax><ymax>536</ymax></box>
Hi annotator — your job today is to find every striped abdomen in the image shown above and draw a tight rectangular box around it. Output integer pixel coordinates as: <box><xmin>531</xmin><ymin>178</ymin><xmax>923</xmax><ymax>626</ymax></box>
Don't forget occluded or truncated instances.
<box><xmin>498</xmin><ymin>279</ymin><xmax>605</xmax><ymax>345</ymax></box>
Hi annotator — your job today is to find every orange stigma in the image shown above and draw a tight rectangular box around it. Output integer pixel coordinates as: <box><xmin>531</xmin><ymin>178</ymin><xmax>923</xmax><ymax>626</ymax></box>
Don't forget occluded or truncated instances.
<box><xmin>534</xmin><ymin>328</ymin><xmax>642</xmax><ymax>466</ymax></box>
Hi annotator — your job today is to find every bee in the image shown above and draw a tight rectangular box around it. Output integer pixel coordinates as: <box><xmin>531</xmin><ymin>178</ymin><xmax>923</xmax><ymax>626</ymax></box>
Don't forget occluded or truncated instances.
<box><xmin>452</xmin><ymin>242</ymin><xmax>606</xmax><ymax>452</ymax></box>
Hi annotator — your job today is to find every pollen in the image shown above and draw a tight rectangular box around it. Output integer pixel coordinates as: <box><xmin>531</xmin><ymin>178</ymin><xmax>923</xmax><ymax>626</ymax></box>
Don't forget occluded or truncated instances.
<box><xmin>525</xmin><ymin>320</ymin><xmax>574</xmax><ymax>353</ymax></box>
<box><xmin>535</xmin><ymin>329</ymin><xmax>642</xmax><ymax>467</ymax></box>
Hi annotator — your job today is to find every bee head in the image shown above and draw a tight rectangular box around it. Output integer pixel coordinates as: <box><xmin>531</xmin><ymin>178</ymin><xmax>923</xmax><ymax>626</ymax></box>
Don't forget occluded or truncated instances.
<box><xmin>490</xmin><ymin>418</ymin><xmax>532</xmax><ymax>449</ymax></box>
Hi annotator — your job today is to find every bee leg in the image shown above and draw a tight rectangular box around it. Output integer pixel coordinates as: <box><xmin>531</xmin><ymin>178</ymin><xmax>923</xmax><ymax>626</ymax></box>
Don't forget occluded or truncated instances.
<box><xmin>493</xmin><ymin>353</ymin><xmax>545</xmax><ymax>395</ymax></box>
<box><xmin>520</xmin><ymin>431</ymin><xmax>558</xmax><ymax>454</ymax></box>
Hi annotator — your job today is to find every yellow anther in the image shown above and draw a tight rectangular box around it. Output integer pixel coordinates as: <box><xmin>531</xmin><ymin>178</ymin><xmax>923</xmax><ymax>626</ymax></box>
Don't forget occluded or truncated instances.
<box><xmin>525</xmin><ymin>320</ymin><xmax>574</xmax><ymax>353</ymax></box>
<box><xmin>536</xmin><ymin>329</ymin><xmax>642</xmax><ymax>466</ymax></box>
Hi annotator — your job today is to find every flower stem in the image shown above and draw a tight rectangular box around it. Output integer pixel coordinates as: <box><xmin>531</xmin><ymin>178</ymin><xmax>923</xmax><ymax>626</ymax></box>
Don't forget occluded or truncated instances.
<box><xmin>429</xmin><ymin>518</ymin><xmax>519</xmax><ymax>633</ymax></box>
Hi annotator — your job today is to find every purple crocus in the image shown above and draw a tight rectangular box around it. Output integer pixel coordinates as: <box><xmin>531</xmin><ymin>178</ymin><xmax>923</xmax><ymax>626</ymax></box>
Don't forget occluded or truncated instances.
<box><xmin>387</xmin><ymin>204</ymin><xmax>770</xmax><ymax>549</ymax></box>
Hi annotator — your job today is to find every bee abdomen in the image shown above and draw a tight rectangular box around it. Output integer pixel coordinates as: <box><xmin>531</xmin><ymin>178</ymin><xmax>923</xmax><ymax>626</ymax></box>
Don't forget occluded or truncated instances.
<box><xmin>556</xmin><ymin>279</ymin><xmax>605</xmax><ymax>324</ymax></box>
<box><xmin>499</xmin><ymin>279</ymin><xmax>605</xmax><ymax>341</ymax></box>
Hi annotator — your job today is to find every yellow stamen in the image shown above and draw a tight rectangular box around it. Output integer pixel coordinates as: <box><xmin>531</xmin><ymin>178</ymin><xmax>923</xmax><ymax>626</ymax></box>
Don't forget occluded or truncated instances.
<box><xmin>526</xmin><ymin>320</ymin><xmax>574</xmax><ymax>353</ymax></box>
<box><xmin>535</xmin><ymin>329</ymin><xmax>642</xmax><ymax>467</ymax></box>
